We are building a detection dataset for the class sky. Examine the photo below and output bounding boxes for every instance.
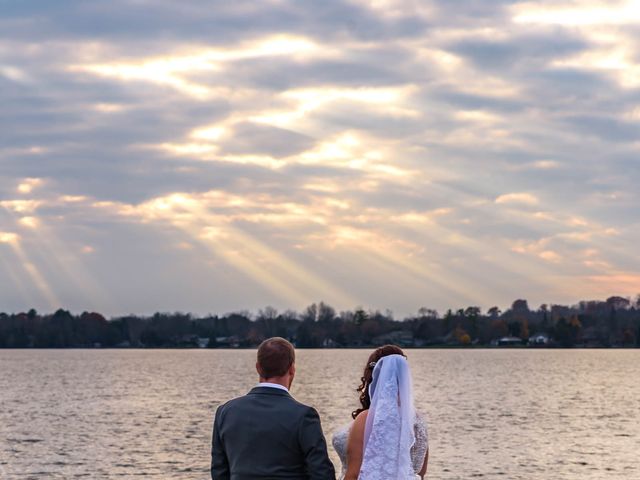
[1,0,639,318]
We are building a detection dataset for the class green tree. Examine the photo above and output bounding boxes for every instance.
[353,308,368,327]
[317,302,336,323]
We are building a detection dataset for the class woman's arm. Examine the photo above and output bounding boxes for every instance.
[344,410,368,480]
[418,449,429,479]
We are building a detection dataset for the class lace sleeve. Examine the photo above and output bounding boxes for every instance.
[331,424,351,480]
[410,413,429,473]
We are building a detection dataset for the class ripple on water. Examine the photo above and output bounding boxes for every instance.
[0,349,638,479]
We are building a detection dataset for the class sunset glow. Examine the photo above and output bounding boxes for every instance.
[1,1,638,315]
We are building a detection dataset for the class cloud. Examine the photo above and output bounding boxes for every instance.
[0,232,19,244]
[538,250,562,263]
[18,216,40,229]
[495,193,539,206]
[17,177,44,194]
[447,32,588,70]
[512,1,640,27]
[0,0,638,315]
[0,199,43,214]
[212,122,316,158]
[0,65,30,82]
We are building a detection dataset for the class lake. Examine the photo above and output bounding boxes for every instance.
[0,349,638,479]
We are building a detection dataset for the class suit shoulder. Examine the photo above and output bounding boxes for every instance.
[214,394,245,417]
[289,397,320,417]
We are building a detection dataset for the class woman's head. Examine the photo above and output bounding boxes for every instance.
[352,344,406,419]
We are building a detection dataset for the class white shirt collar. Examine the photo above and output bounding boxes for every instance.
[257,382,289,392]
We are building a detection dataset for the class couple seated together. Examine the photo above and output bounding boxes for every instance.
[211,337,429,479]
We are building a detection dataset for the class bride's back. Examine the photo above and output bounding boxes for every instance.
[332,412,428,479]
[331,347,430,480]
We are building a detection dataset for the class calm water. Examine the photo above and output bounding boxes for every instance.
[0,349,638,479]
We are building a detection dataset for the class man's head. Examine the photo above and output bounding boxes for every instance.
[256,337,296,389]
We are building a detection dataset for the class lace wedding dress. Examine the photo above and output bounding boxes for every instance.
[331,354,428,480]
[332,414,429,480]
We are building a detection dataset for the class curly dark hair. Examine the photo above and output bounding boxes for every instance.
[352,344,406,419]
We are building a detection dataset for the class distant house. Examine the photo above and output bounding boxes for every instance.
[372,330,414,347]
[215,336,240,348]
[322,338,339,348]
[529,333,550,346]
[581,327,603,347]
[178,334,200,347]
[497,336,524,346]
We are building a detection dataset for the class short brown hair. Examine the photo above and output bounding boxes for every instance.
[257,337,295,378]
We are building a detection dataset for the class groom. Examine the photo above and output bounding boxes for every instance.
[211,337,336,480]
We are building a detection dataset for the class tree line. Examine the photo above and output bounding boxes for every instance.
[1,296,639,348]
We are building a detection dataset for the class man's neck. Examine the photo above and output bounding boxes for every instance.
[258,379,289,391]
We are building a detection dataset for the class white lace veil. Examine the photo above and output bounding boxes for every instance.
[359,354,416,480]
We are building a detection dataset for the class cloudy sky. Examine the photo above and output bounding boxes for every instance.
[1,1,639,317]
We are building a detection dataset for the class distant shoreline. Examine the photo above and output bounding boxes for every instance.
[2,345,637,350]
[2,298,639,349]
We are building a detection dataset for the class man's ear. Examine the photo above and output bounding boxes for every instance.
[287,363,296,390]
[256,361,263,378]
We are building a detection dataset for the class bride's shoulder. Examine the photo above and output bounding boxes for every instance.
[353,409,369,423]
[336,409,367,440]
[333,409,368,436]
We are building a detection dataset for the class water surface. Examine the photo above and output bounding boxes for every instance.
[0,349,638,479]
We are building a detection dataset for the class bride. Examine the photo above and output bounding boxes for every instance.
[332,345,429,479]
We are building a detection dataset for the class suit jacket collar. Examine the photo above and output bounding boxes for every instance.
[249,386,291,397]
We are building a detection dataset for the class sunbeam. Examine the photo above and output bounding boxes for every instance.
[310,225,486,306]
[2,200,111,310]
[9,241,60,309]
[119,193,359,308]
[0,239,31,306]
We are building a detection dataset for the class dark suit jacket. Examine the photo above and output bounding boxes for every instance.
[211,386,336,480]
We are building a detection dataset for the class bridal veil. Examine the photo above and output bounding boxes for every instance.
[359,354,416,480]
